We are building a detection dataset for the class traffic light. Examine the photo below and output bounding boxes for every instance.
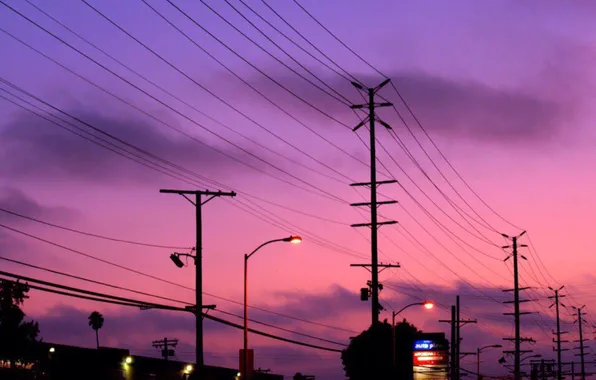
[360,288,369,301]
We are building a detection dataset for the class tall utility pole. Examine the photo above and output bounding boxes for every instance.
[502,231,533,380]
[160,189,236,370]
[439,296,476,379]
[549,286,567,380]
[152,337,179,360]
[349,78,396,325]
[572,305,587,380]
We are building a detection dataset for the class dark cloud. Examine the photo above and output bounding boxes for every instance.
[0,187,79,252]
[0,105,252,184]
[218,66,577,145]
[0,187,77,221]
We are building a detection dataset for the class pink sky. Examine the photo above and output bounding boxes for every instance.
[1,0,596,378]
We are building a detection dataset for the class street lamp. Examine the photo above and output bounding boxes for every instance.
[477,345,502,380]
[243,236,301,379]
[391,301,434,367]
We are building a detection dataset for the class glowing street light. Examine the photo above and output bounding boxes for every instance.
[392,301,434,367]
[49,347,55,353]
[125,356,133,365]
[243,236,302,379]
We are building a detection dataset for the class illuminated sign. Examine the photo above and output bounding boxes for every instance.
[414,340,437,351]
[413,351,448,366]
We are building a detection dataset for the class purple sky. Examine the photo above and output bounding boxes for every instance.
[1,0,596,378]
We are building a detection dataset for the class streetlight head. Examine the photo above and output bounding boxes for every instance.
[283,236,302,244]
[125,356,133,365]
[49,347,55,353]
[493,344,503,348]
[423,301,434,310]
[185,364,193,373]
[170,253,185,268]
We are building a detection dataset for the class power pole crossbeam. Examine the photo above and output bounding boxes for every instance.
[160,188,236,370]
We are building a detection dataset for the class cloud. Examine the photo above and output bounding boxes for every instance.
[0,187,77,221]
[224,68,573,145]
[0,105,252,184]
[28,280,574,379]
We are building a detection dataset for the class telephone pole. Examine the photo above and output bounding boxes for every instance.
[548,286,567,380]
[349,78,396,325]
[502,231,533,380]
[439,295,476,379]
[572,305,587,380]
[160,189,236,370]
[152,337,179,360]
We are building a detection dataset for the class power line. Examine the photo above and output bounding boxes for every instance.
[0,274,342,352]
[0,3,347,204]
[0,223,357,334]
[21,0,351,187]
[260,0,363,85]
[291,0,522,230]
[138,0,372,172]
[0,80,367,264]
[202,0,350,106]
[237,0,354,83]
[0,222,193,291]
[163,0,352,130]
[0,207,190,250]
[0,255,194,305]
[0,261,347,347]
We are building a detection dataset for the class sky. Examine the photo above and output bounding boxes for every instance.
[0,0,596,378]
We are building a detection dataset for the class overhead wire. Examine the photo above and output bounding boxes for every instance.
[22,0,352,187]
[0,207,190,250]
[0,225,357,334]
[202,0,351,106]
[0,83,366,263]
[291,0,522,232]
[0,274,342,352]
[162,0,352,130]
[0,3,348,204]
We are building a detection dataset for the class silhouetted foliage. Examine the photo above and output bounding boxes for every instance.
[341,319,419,380]
[0,280,40,368]
[88,311,104,349]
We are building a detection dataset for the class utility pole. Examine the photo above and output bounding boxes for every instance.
[549,286,567,380]
[160,189,236,370]
[152,337,179,360]
[349,78,396,327]
[572,305,587,380]
[439,296,476,379]
[502,231,533,380]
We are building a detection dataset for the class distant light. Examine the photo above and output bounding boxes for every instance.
[125,356,133,364]
[237,372,241,377]
[423,301,434,310]
[185,364,193,373]
[49,347,55,353]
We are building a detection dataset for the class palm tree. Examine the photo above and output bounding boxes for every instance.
[88,311,104,349]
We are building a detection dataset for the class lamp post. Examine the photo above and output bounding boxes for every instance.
[477,345,502,380]
[392,301,434,368]
[243,236,301,379]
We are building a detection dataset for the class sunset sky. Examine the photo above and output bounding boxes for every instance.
[1,0,596,378]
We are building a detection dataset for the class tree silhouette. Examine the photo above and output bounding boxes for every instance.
[341,319,420,380]
[0,280,40,368]
[88,311,104,349]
